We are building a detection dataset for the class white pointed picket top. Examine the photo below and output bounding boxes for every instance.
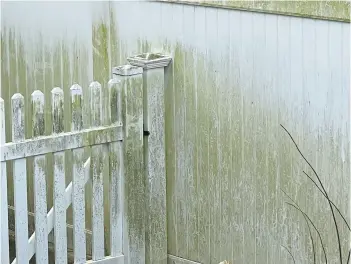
[11,93,25,142]
[70,84,82,96]
[70,84,83,132]
[108,78,122,125]
[52,87,64,95]
[89,81,102,127]
[31,90,45,112]
[51,87,64,134]
[31,90,45,137]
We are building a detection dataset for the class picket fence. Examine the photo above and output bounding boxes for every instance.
[1,53,171,264]
[1,79,126,264]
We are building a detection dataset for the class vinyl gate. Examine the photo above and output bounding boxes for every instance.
[0,53,171,264]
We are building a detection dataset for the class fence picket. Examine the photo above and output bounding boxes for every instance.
[108,79,123,256]
[11,93,29,264]
[90,82,102,128]
[51,87,67,264]
[70,84,86,263]
[31,90,48,264]
[0,97,10,264]
[90,81,105,260]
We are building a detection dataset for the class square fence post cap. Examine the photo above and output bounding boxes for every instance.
[127,53,172,70]
[112,64,143,76]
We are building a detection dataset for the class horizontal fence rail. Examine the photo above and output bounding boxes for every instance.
[1,80,125,264]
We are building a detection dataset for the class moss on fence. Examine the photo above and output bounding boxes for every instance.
[156,0,351,22]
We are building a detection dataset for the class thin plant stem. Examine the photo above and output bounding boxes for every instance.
[281,124,342,264]
[303,171,350,231]
[281,189,316,264]
[281,245,296,264]
[286,202,328,264]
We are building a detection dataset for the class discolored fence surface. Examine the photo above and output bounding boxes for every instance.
[1,1,350,264]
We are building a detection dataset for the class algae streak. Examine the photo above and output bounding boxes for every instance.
[157,0,351,22]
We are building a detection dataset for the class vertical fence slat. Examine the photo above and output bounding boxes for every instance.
[31,90,48,264]
[89,81,105,260]
[0,97,10,264]
[52,87,67,264]
[70,84,86,263]
[11,93,28,264]
[108,79,123,256]
[90,81,102,128]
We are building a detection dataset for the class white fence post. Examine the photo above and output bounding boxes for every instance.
[0,97,10,264]
[113,65,144,264]
[128,53,172,264]
[12,93,29,264]
[108,78,124,257]
[31,90,48,264]
[52,87,67,264]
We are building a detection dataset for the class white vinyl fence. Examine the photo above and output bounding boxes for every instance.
[1,80,125,264]
[1,53,170,264]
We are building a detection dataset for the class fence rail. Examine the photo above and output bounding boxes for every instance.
[1,80,124,264]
